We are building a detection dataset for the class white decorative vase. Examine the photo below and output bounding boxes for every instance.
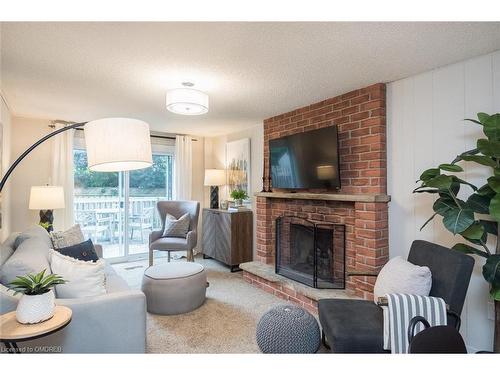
[16,290,55,324]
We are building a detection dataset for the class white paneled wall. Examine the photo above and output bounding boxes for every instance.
[387,50,500,352]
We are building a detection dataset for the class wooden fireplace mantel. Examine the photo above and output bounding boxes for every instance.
[254,191,391,203]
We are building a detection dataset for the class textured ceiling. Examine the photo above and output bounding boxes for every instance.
[2,22,500,136]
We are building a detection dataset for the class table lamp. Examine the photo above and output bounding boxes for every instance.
[204,169,226,209]
[29,186,65,232]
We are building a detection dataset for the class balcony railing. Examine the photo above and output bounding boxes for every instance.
[74,195,165,258]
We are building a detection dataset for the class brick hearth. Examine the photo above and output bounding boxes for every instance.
[245,83,389,304]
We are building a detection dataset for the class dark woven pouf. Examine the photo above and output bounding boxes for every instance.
[256,304,320,353]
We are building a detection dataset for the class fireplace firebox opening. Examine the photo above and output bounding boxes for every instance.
[275,216,345,289]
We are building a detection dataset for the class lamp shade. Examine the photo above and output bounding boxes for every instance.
[166,88,209,115]
[29,186,65,210]
[84,118,153,172]
[204,169,226,186]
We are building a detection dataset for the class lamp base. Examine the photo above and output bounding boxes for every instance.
[210,186,219,209]
[39,210,54,232]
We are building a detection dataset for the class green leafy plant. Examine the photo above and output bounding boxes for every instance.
[414,112,500,351]
[230,189,249,201]
[8,269,66,296]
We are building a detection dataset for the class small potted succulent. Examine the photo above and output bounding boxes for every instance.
[230,189,249,207]
[8,270,66,324]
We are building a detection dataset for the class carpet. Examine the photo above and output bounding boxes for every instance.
[113,255,323,353]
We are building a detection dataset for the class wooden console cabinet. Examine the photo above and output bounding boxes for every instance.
[202,208,253,272]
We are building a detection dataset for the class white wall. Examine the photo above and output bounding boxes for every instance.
[387,50,500,351]
[0,96,12,240]
[205,123,264,257]
[9,117,54,232]
[1,24,12,240]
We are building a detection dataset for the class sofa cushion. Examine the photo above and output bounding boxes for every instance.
[50,224,85,249]
[373,256,432,303]
[56,239,99,262]
[0,236,52,285]
[318,298,386,353]
[0,232,20,267]
[14,225,52,249]
[49,250,106,298]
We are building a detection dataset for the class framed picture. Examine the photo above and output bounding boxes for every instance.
[225,138,251,200]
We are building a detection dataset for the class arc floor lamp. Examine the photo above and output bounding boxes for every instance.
[0,117,153,193]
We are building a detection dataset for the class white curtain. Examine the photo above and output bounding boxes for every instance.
[174,135,192,200]
[51,124,75,230]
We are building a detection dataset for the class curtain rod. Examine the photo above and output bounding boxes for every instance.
[48,123,198,141]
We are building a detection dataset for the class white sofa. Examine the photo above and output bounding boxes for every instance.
[0,226,146,353]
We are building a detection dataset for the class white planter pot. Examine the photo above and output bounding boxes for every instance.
[16,290,55,324]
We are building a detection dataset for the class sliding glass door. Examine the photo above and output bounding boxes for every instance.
[128,154,173,256]
[74,145,174,262]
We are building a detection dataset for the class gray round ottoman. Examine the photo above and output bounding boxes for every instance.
[256,304,320,353]
[141,262,207,315]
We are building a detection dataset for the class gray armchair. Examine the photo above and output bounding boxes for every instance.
[149,200,200,266]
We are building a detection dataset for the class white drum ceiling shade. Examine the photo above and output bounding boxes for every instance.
[84,118,153,172]
[166,88,209,115]
[29,186,65,210]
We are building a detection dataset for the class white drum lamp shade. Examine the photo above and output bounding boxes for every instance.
[166,88,209,115]
[29,186,65,210]
[204,169,226,186]
[84,118,153,172]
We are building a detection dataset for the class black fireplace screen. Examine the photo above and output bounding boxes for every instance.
[275,216,345,289]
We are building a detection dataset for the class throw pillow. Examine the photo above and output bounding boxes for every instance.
[56,239,99,262]
[0,232,20,267]
[50,224,85,250]
[14,225,53,249]
[373,256,432,303]
[49,250,106,298]
[162,213,190,238]
[0,236,52,285]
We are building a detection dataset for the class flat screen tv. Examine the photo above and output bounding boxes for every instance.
[270,126,340,190]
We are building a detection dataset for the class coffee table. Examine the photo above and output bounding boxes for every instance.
[0,305,72,353]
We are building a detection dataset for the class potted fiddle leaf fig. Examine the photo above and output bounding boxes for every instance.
[414,112,500,352]
[8,269,66,324]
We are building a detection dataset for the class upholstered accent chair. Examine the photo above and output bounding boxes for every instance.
[149,200,200,266]
[318,240,475,353]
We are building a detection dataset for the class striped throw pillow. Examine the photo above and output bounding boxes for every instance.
[162,213,190,238]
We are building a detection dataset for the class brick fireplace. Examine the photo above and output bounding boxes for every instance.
[241,83,389,309]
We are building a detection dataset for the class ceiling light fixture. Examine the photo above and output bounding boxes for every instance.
[166,82,209,116]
